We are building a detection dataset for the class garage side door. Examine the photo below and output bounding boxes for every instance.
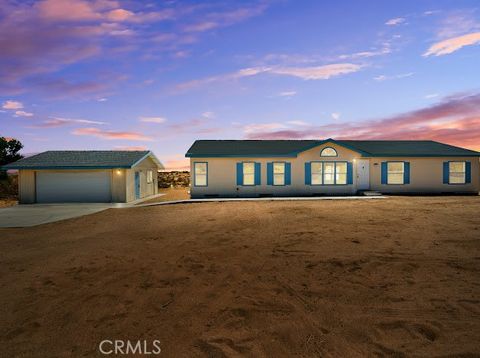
[36,171,111,203]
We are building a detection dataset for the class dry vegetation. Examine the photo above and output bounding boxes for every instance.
[0,196,479,357]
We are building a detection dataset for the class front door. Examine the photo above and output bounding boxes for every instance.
[356,159,370,190]
[135,172,141,199]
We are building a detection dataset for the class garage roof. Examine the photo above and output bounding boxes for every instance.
[185,139,480,157]
[2,150,164,170]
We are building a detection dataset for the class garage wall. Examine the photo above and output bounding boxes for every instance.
[126,157,158,201]
[18,170,35,204]
[111,169,127,202]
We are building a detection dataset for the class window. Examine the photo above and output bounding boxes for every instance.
[321,147,337,157]
[311,162,323,185]
[243,162,255,186]
[273,162,285,185]
[147,170,154,184]
[194,162,207,186]
[387,162,404,184]
[323,162,335,184]
[335,162,347,185]
[449,161,465,184]
[310,162,348,185]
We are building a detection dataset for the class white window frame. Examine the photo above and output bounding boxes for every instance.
[147,170,154,184]
[449,161,466,184]
[387,162,405,185]
[194,162,208,187]
[335,162,347,185]
[243,162,255,186]
[311,162,323,185]
[311,161,348,185]
[320,147,337,157]
[273,162,285,186]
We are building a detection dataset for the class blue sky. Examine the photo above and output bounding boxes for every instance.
[1,0,480,169]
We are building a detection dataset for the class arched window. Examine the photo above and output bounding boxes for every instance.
[320,147,337,157]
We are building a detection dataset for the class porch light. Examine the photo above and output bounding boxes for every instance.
[116,169,122,175]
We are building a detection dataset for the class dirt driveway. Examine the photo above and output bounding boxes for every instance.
[1,196,479,357]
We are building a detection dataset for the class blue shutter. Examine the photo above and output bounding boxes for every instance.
[443,162,449,184]
[285,163,291,185]
[267,162,273,185]
[466,161,471,184]
[347,162,353,184]
[404,162,410,184]
[381,162,387,184]
[254,162,261,185]
[305,162,311,185]
[236,162,243,185]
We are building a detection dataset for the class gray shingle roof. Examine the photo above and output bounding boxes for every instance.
[3,150,161,169]
[185,139,480,157]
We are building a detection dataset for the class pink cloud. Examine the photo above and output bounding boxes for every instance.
[72,127,153,141]
[114,145,148,151]
[424,32,480,56]
[174,63,362,92]
[244,92,480,151]
[162,157,190,171]
[2,100,23,109]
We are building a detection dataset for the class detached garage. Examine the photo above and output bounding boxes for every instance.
[3,150,164,204]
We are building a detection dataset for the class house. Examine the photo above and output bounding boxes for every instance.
[3,151,163,204]
[185,139,480,197]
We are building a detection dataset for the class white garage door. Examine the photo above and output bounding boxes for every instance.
[36,171,111,203]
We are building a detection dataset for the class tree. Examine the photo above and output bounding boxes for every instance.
[0,137,23,178]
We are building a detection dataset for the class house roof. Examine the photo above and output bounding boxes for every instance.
[2,150,164,170]
[185,139,480,158]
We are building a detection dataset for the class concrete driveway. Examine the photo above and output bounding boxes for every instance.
[0,203,122,228]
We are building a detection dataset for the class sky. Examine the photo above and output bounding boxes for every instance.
[1,0,480,170]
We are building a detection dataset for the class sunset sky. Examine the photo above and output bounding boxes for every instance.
[1,0,480,170]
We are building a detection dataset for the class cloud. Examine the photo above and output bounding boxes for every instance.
[331,112,341,120]
[29,117,106,128]
[271,63,362,80]
[385,17,405,26]
[423,32,480,56]
[183,3,268,33]
[162,156,190,171]
[202,111,215,118]
[72,127,153,141]
[278,91,297,97]
[243,92,480,151]
[175,63,362,91]
[139,116,167,124]
[14,110,34,117]
[373,72,414,81]
[425,93,439,99]
[114,145,148,151]
[2,100,23,110]
[97,97,108,102]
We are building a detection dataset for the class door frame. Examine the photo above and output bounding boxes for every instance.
[356,159,370,190]
[134,171,141,199]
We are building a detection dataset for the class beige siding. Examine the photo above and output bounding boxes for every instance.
[190,142,359,197]
[111,169,127,202]
[18,170,35,204]
[128,156,158,201]
[190,142,480,197]
[370,157,479,193]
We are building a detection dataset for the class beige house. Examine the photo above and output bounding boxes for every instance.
[186,139,480,198]
[3,151,163,204]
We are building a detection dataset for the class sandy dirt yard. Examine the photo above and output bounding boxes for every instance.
[1,197,479,357]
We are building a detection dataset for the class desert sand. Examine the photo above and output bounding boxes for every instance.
[1,196,479,357]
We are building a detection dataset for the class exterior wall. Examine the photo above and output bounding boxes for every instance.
[190,142,359,198]
[127,156,158,202]
[18,170,36,204]
[190,143,480,197]
[370,157,479,193]
[111,169,127,202]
